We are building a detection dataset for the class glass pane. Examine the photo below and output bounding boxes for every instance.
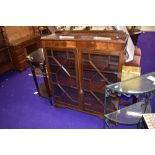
[47,48,79,106]
[107,72,155,95]
[105,101,151,125]
[82,52,118,113]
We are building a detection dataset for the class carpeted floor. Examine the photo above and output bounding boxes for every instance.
[0,69,105,129]
[137,32,155,113]
[0,32,155,129]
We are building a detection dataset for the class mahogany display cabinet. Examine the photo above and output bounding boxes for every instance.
[41,30,128,118]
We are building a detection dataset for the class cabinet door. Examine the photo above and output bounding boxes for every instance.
[81,51,119,113]
[47,48,79,107]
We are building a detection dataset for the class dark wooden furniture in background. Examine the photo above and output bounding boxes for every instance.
[10,35,41,71]
[0,26,13,74]
[4,26,41,71]
[42,30,128,118]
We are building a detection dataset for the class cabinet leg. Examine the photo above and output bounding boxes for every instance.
[31,67,41,96]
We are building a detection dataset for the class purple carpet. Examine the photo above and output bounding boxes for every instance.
[137,32,155,113]
[0,32,155,129]
[0,69,104,129]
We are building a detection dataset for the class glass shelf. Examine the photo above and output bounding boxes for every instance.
[105,101,151,125]
[106,72,155,95]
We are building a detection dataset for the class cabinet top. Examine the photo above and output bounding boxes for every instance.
[41,30,128,43]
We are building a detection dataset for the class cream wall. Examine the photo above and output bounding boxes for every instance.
[85,26,155,31]
[141,26,155,31]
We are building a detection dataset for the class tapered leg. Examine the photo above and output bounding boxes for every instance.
[31,66,41,96]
